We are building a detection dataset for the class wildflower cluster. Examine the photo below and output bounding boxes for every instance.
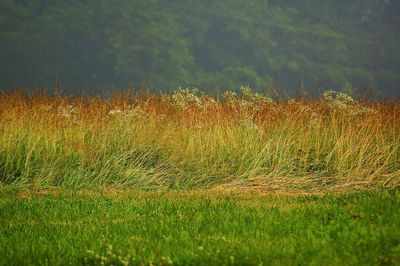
[223,91,237,104]
[323,90,354,110]
[162,87,216,111]
[223,86,273,112]
[323,90,375,115]
[161,87,200,110]
[240,85,252,99]
[239,86,273,112]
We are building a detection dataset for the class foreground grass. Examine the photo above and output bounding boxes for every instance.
[1,189,399,265]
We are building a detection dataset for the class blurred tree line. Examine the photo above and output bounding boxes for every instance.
[1,0,399,96]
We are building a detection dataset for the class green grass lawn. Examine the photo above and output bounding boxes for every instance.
[1,189,400,265]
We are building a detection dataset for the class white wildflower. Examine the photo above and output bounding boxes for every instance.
[323,90,376,115]
[323,90,354,110]
[240,85,252,99]
[57,105,80,124]
[165,87,205,110]
[223,91,237,104]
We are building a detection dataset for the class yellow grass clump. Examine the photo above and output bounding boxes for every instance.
[0,86,399,191]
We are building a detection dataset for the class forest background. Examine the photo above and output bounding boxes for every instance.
[1,0,399,97]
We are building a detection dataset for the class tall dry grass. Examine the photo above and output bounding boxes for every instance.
[0,87,399,190]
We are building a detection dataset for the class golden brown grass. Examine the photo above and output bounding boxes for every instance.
[0,87,399,191]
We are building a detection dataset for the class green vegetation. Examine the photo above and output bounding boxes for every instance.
[1,2,399,264]
[1,88,399,190]
[0,190,399,265]
[1,0,399,94]
[0,88,399,264]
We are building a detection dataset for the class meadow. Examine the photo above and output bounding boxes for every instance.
[0,87,399,265]
[0,87,399,190]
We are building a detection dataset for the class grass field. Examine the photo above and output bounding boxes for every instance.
[0,87,399,190]
[1,189,399,265]
[0,87,399,264]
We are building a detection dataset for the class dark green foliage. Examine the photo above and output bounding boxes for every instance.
[0,0,399,95]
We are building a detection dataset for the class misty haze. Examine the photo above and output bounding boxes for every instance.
[0,0,399,97]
